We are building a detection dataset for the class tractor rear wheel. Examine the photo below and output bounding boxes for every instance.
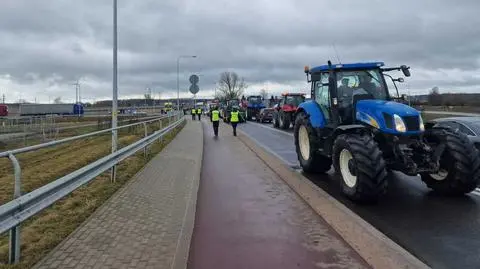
[246,109,252,121]
[273,112,280,128]
[421,129,480,195]
[279,112,290,129]
[333,134,388,203]
[294,113,332,173]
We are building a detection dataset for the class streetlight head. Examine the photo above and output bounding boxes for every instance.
[192,55,197,58]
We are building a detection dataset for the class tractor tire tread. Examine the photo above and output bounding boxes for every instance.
[294,113,331,174]
[333,134,388,203]
[422,130,480,194]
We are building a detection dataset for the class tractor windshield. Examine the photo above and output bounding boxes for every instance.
[336,69,388,101]
[285,95,305,106]
[247,96,262,104]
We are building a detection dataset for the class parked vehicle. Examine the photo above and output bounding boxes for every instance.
[429,117,480,151]
[256,108,274,123]
[0,105,8,117]
[164,102,173,113]
[294,61,480,202]
[19,103,84,116]
[272,93,306,129]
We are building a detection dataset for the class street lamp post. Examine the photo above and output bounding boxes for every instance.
[111,0,118,182]
[176,55,196,111]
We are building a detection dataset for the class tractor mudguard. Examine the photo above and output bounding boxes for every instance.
[296,101,326,128]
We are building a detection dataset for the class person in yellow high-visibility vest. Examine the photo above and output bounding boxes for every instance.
[191,107,196,120]
[229,106,240,136]
[197,107,202,120]
[210,106,223,137]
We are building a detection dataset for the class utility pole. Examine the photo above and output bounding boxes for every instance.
[2,94,5,104]
[111,0,118,182]
[72,80,80,104]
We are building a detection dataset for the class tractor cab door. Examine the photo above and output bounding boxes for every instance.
[313,72,338,153]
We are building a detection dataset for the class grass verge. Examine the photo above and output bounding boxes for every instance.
[0,119,186,269]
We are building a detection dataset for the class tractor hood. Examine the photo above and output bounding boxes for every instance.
[355,100,422,134]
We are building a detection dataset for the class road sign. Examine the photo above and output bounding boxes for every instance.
[189,74,199,84]
[189,84,199,94]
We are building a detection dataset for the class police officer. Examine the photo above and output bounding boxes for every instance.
[197,107,202,120]
[230,106,240,136]
[191,107,196,120]
[210,106,223,136]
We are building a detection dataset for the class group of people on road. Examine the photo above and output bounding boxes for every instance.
[209,106,241,137]
[192,106,241,137]
[191,107,202,121]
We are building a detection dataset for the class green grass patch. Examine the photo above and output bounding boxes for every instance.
[0,119,185,268]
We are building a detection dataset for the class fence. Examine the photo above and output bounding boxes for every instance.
[0,114,173,151]
[0,112,185,264]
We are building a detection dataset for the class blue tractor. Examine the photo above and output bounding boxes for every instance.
[295,61,480,202]
[245,95,266,121]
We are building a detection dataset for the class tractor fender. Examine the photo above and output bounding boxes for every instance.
[322,124,368,157]
[333,124,367,136]
[295,101,326,128]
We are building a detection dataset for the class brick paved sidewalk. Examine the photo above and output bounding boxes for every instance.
[33,119,203,269]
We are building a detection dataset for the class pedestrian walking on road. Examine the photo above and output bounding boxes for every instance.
[229,107,240,136]
[210,106,223,137]
[191,107,196,120]
[197,107,202,120]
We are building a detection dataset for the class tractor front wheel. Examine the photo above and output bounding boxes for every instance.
[421,129,480,195]
[294,113,331,173]
[333,134,388,203]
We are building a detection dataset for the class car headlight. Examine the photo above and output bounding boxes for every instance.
[419,115,425,131]
[393,114,407,132]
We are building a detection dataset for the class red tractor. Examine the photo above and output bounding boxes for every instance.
[272,92,306,129]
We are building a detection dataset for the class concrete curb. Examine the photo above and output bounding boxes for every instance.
[171,119,204,269]
[237,130,431,269]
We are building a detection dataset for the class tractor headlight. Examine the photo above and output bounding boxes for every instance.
[419,115,425,131]
[393,114,407,132]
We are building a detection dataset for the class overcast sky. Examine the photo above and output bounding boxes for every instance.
[1,0,479,103]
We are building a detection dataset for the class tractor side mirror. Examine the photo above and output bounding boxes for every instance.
[401,65,411,77]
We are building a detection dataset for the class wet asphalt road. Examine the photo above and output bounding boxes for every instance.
[238,121,480,269]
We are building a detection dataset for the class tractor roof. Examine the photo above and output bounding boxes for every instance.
[281,92,305,96]
[308,62,384,73]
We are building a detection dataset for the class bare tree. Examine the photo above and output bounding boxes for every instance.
[217,71,248,100]
[259,88,268,100]
[53,97,63,104]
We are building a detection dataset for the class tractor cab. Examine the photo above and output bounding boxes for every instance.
[304,61,410,126]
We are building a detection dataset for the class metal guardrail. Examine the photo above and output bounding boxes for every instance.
[0,112,185,264]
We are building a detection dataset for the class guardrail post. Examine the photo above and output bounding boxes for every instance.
[143,122,148,159]
[159,119,163,144]
[8,154,21,264]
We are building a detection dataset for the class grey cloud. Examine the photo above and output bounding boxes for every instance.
[1,0,480,103]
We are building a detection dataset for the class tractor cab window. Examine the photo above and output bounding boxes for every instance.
[314,72,331,121]
[336,69,388,102]
[285,95,305,106]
